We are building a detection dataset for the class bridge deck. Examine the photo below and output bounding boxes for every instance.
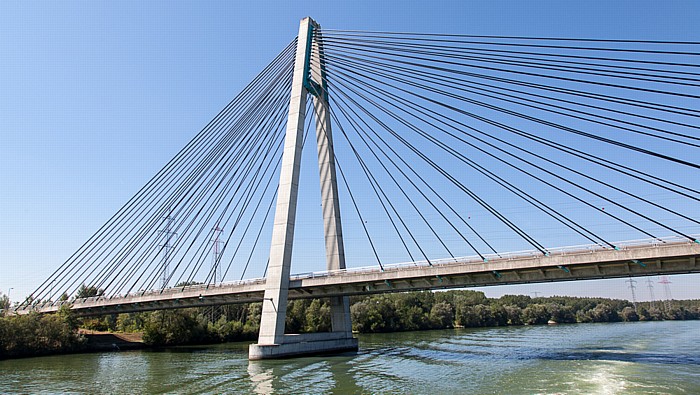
[17,237,700,317]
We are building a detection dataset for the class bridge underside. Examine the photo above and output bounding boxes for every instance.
[22,242,699,317]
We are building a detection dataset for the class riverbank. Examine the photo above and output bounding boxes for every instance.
[3,291,699,360]
[0,330,148,361]
[80,330,147,352]
[0,308,149,360]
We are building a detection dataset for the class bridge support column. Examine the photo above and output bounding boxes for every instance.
[249,17,357,360]
[311,23,354,338]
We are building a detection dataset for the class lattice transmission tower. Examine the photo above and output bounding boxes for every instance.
[658,276,673,311]
[646,278,656,310]
[625,278,638,311]
[159,214,177,289]
[211,225,224,284]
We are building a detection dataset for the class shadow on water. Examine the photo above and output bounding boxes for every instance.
[145,341,251,355]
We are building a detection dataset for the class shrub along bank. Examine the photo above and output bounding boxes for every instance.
[0,306,85,359]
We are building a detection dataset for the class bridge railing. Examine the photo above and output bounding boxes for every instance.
[288,235,698,281]
[15,277,269,313]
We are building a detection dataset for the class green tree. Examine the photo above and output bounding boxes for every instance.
[620,307,639,322]
[547,304,576,323]
[454,291,488,307]
[142,309,209,346]
[646,307,665,321]
[522,304,549,325]
[76,285,104,299]
[497,295,532,309]
[664,306,688,320]
[636,306,650,321]
[351,296,398,333]
[57,305,79,330]
[0,293,9,315]
[504,305,523,325]
[0,311,85,357]
[586,303,620,323]
[210,316,244,342]
[304,299,331,332]
[286,300,309,333]
[394,292,433,331]
[116,313,147,332]
[0,315,7,352]
[457,304,494,327]
[490,304,508,326]
[242,303,262,338]
[429,302,454,329]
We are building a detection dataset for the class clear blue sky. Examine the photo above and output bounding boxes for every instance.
[1,0,699,303]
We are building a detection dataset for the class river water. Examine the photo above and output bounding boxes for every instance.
[1,320,698,394]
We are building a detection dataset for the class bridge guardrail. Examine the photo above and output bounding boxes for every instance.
[287,235,699,281]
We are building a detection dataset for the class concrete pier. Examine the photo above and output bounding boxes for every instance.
[249,333,358,360]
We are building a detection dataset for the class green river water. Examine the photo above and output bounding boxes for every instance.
[1,320,698,394]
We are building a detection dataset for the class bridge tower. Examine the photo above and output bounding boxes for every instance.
[249,17,358,360]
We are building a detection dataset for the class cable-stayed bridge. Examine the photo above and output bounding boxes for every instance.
[14,18,700,358]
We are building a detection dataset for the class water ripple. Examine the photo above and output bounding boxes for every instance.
[1,321,699,394]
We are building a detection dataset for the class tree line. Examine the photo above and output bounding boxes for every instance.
[348,291,700,332]
[0,306,85,359]
[2,290,700,358]
[50,291,700,345]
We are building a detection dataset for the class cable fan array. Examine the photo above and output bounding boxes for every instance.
[23,29,700,307]
[27,39,303,305]
[308,29,699,268]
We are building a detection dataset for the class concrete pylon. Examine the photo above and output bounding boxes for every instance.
[249,17,358,360]
[310,23,353,336]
